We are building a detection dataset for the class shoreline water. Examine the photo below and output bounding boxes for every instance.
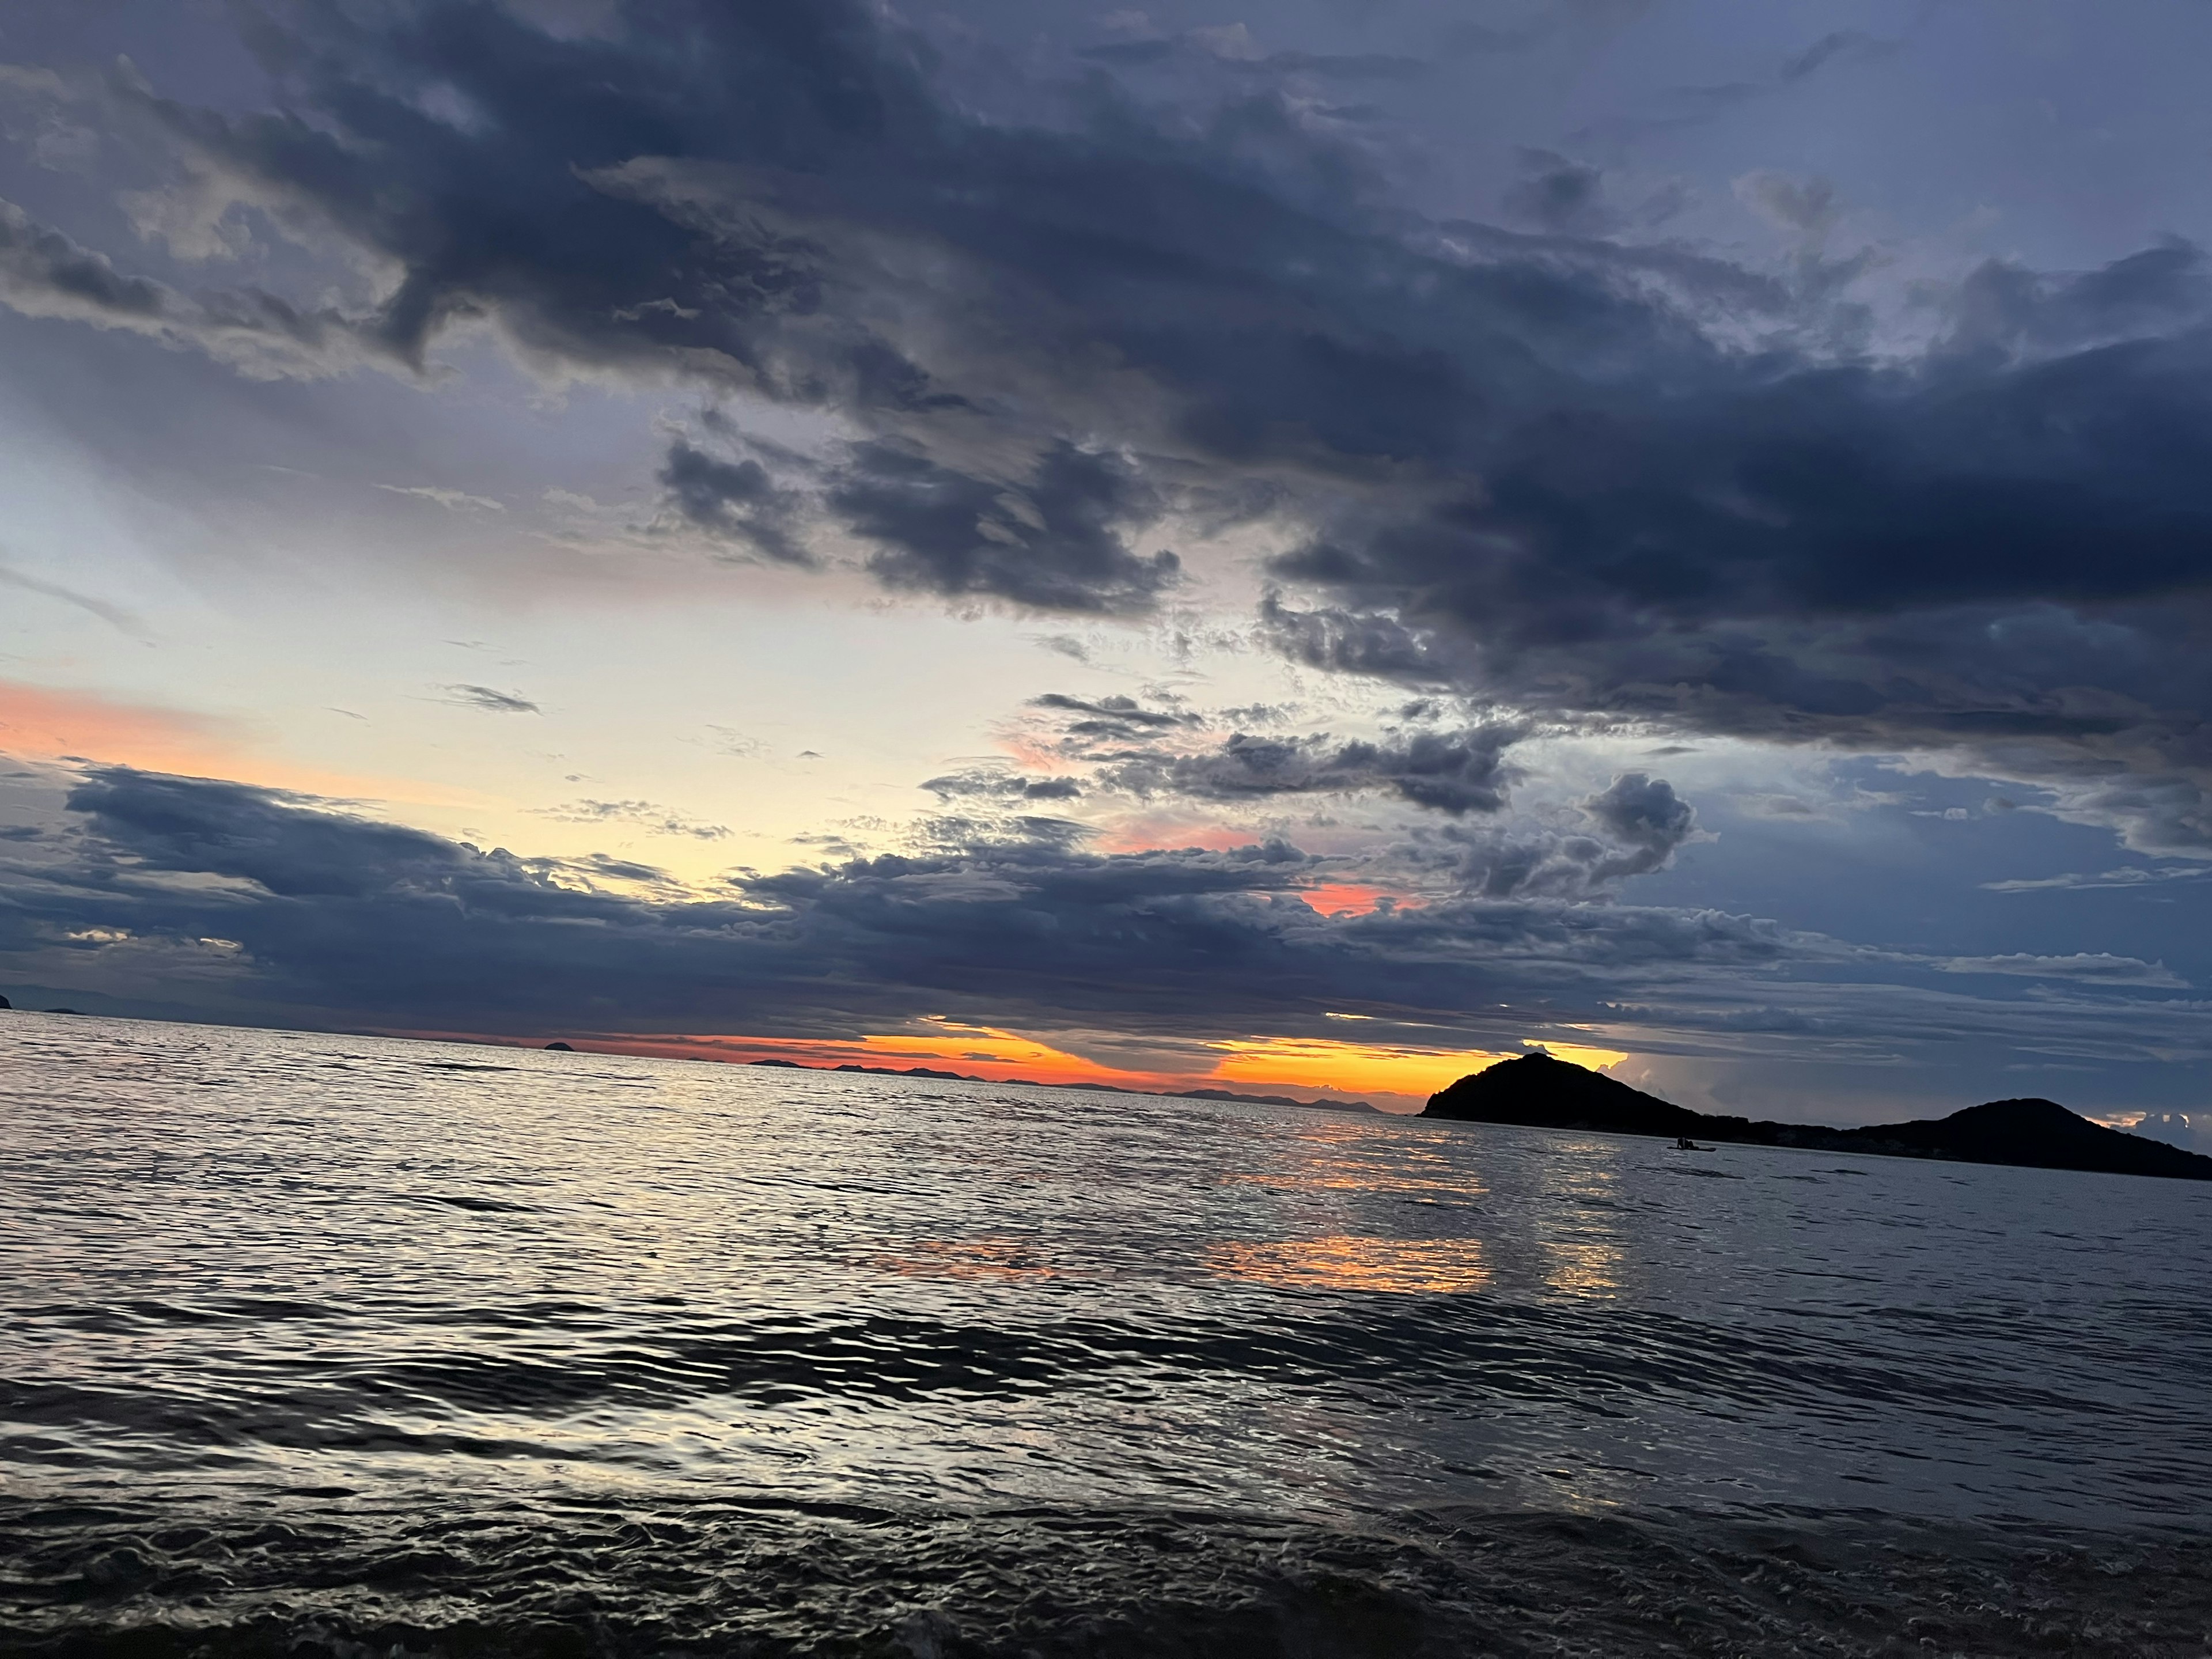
[6,1018,2209,1655]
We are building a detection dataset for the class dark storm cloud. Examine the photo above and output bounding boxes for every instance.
[8,0,2212,828]
[830,441,1177,613]
[2,766,1793,1041]
[1427,771,1699,899]
[657,440,810,565]
[1581,772,1696,878]
[1249,243,2212,848]
[1108,725,1521,816]
[6,770,2207,1085]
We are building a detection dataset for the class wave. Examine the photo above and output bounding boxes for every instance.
[3,1497,2206,1658]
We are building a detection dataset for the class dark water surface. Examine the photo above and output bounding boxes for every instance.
[4,1015,2210,1655]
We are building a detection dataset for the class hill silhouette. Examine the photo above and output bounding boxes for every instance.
[1424,1052,2212,1181]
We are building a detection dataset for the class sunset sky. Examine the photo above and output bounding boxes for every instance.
[2,0,2210,1121]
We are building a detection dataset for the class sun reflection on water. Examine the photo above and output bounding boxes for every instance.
[1207,1235,1489,1293]
[1535,1153,1627,1300]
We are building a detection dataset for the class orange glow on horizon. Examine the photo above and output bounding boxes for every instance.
[1207,1034,1513,1099]
[531,1020,1176,1092]
[396,1026,1633,1112]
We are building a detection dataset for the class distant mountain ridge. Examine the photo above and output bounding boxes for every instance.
[1423,1052,2212,1181]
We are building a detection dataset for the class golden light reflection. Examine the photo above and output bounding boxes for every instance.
[1537,1164,1626,1300]
[1208,1235,1488,1294]
[1217,1154,1486,1200]
[1207,1035,1514,1099]
[1540,1238,1623,1300]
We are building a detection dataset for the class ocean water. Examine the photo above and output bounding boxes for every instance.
[4,1014,2210,1657]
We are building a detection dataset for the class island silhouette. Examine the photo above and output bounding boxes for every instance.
[1424,1051,2212,1181]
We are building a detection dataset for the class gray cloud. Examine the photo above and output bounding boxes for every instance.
[0,767,1781,1044]
[1107,725,1522,816]
[535,799,733,840]
[657,438,812,565]
[2,0,2207,832]
[440,684,540,714]
[920,768,1085,804]
[1028,692,1203,754]
[1984,865,2210,893]
[831,441,1177,613]
[377,483,506,513]
[1417,771,1699,900]
[0,197,390,379]
[1934,952,2187,988]
[0,768,2204,1114]
[0,558,150,638]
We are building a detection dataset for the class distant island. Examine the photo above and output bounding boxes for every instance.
[746,1057,1377,1114]
[1423,1051,2212,1181]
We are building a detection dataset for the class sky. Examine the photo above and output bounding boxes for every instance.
[1,0,2210,1129]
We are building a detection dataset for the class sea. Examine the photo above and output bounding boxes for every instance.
[4,1013,2210,1657]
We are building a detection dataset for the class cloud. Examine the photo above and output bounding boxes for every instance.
[1984,865,2210,893]
[1502,150,1610,234]
[376,483,507,513]
[657,439,811,565]
[1080,26,1426,84]
[1779,30,1901,84]
[1501,150,1685,237]
[0,766,1797,1044]
[535,799,733,840]
[0,198,393,380]
[921,768,1084,804]
[1106,725,1522,816]
[5,0,2209,835]
[830,441,1179,614]
[1416,771,1700,899]
[1568,25,1903,143]
[1934,952,2187,988]
[0,560,151,638]
[1027,692,1203,753]
[1580,771,1698,879]
[439,684,540,714]
[4,767,2206,1105]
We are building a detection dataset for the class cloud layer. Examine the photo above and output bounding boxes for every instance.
[0,767,2198,1118]
[0,0,2192,845]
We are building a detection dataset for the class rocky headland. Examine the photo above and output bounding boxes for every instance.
[1423,1051,2212,1181]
